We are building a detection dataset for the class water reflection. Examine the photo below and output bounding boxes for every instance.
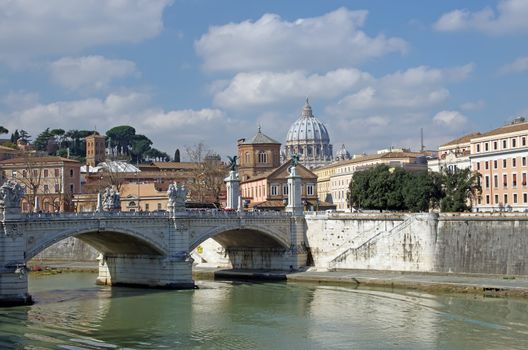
[0,273,527,349]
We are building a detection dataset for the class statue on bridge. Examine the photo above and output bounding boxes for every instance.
[0,180,25,211]
[167,182,187,212]
[288,153,300,176]
[227,155,238,172]
[102,186,121,211]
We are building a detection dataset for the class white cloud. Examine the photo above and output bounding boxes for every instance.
[460,100,486,111]
[0,0,171,63]
[2,91,39,110]
[433,110,468,129]
[195,7,407,72]
[499,56,528,75]
[0,92,235,155]
[434,0,528,35]
[329,64,473,115]
[213,69,372,110]
[50,56,139,91]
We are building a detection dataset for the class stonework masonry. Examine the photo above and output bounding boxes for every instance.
[306,212,528,276]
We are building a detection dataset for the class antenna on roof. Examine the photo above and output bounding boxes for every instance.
[420,128,425,152]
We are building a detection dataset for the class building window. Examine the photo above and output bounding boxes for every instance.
[485,176,489,189]
[523,137,527,146]
[21,170,26,178]
[513,139,517,147]
[486,195,490,204]
[513,173,517,187]
[245,152,250,164]
[283,184,288,195]
[476,162,480,170]
[476,144,480,152]
[55,168,60,177]
[524,193,528,203]
[33,169,38,177]
[524,157,527,166]
[493,141,498,150]
[271,185,278,196]
[157,203,162,210]
[70,184,74,193]
[503,159,507,168]
[258,151,267,163]
[504,194,508,204]
[307,184,314,196]
[70,169,74,177]
[503,174,508,188]
[485,161,489,170]
[524,173,527,186]
[494,175,498,188]
[145,203,149,211]
[494,160,497,169]
[494,194,499,204]
[55,184,59,193]
[513,158,517,167]
[514,193,518,204]
[503,140,507,149]
[44,169,49,177]
[485,143,489,151]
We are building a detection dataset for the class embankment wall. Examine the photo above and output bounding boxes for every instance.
[306,212,528,276]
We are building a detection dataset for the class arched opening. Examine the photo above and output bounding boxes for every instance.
[190,227,289,270]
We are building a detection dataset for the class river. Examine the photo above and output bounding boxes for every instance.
[1,272,527,349]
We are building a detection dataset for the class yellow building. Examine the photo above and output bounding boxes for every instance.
[470,118,528,212]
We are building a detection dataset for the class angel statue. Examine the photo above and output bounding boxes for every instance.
[227,155,238,172]
[291,153,300,167]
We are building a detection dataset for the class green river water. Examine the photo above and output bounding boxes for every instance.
[1,272,528,349]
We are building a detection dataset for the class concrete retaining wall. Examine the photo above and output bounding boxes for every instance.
[305,212,528,276]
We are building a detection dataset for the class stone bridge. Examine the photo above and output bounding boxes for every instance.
[0,209,307,305]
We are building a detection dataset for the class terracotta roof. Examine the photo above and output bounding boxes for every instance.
[242,129,280,144]
[152,162,197,170]
[0,156,80,164]
[475,121,528,139]
[439,132,481,148]
[0,145,18,152]
[241,159,317,183]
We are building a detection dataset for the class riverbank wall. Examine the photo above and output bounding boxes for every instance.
[306,212,528,276]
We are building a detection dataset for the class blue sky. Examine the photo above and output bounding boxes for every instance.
[1,0,527,159]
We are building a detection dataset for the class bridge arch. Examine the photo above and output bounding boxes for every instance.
[26,226,168,262]
[189,223,290,252]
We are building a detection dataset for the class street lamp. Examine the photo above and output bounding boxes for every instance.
[136,171,140,211]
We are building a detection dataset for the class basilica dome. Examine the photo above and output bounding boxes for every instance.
[284,99,333,169]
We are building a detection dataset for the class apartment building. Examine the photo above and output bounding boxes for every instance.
[0,156,81,212]
[428,133,480,173]
[470,118,528,212]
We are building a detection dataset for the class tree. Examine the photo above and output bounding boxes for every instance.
[145,148,170,162]
[174,149,180,162]
[18,130,31,142]
[186,143,226,205]
[10,130,20,143]
[440,168,481,212]
[17,153,44,212]
[33,128,54,152]
[130,134,152,163]
[348,165,444,212]
[0,126,8,135]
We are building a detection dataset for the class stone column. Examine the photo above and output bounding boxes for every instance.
[224,170,240,210]
[286,165,303,216]
[0,180,32,306]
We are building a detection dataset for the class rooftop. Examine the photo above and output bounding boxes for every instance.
[242,128,280,145]
[440,132,482,148]
[0,156,79,165]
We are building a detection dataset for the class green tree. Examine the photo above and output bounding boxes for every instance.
[33,128,54,152]
[174,149,180,162]
[106,125,136,152]
[0,126,8,135]
[440,168,481,212]
[130,134,152,163]
[10,129,20,143]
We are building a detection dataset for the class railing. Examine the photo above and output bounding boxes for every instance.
[21,209,293,221]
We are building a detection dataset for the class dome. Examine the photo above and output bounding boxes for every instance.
[335,144,351,161]
[284,98,333,169]
[286,99,330,143]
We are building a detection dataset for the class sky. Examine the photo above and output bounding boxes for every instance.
[1,0,528,160]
